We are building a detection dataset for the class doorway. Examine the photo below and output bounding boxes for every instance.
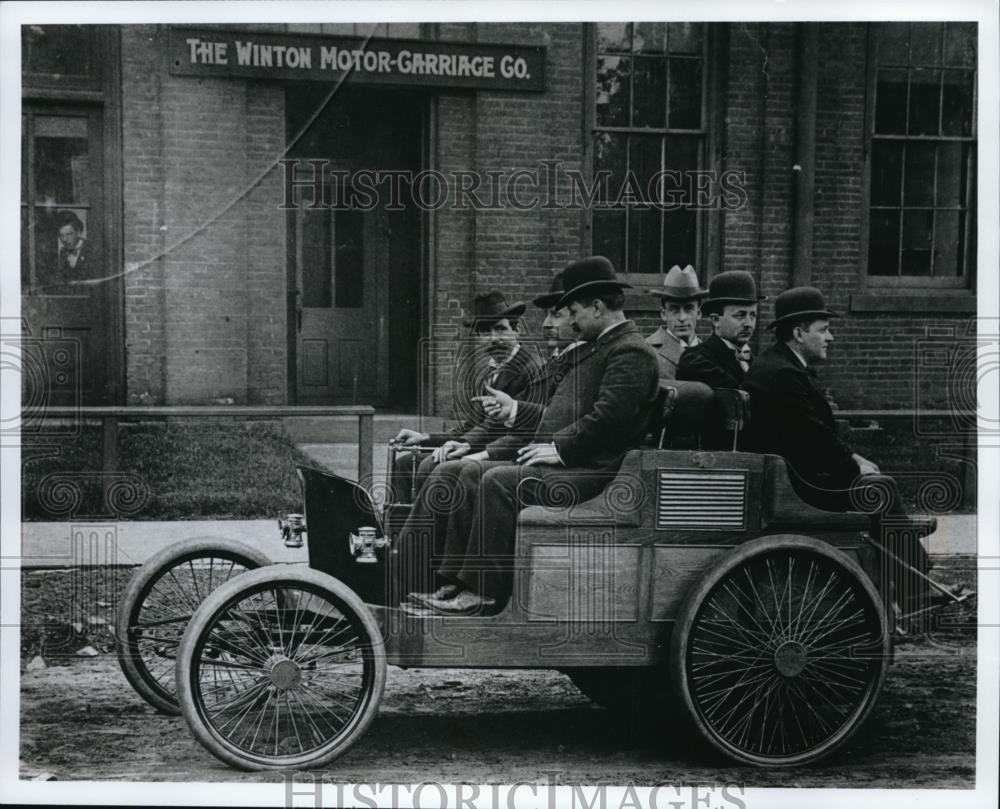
[286,86,423,408]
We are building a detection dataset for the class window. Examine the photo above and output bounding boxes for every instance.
[867,22,976,287]
[21,24,102,90]
[591,22,709,275]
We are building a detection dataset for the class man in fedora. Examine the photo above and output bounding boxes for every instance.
[646,264,709,381]
[403,256,660,615]
[676,270,765,390]
[390,291,544,501]
[745,286,971,619]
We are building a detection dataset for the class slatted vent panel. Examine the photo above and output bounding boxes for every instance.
[656,470,747,530]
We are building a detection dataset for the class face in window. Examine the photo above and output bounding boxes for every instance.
[58,222,83,252]
[795,318,834,365]
[712,304,758,345]
[542,306,574,349]
[661,301,701,342]
[475,318,519,359]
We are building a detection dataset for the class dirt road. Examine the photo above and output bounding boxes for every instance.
[19,636,976,788]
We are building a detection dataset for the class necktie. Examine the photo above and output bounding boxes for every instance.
[735,347,751,373]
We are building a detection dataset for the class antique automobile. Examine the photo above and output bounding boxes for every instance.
[116,388,954,771]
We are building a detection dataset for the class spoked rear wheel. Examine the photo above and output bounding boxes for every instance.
[671,535,889,767]
[176,567,386,771]
[116,538,273,714]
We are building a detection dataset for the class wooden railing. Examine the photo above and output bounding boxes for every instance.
[21,406,375,483]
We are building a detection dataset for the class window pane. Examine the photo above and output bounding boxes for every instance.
[596,55,630,127]
[909,23,942,66]
[900,210,933,275]
[941,69,975,136]
[908,69,942,135]
[875,22,909,66]
[874,69,908,134]
[593,209,626,273]
[334,210,364,308]
[33,116,90,205]
[21,206,32,287]
[301,209,331,308]
[665,134,700,174]
[871,140,903,206]
[22,24,93,77]
[868,210,900,275]
[944,22,976,67]
[597,22,631,53]
[902,142,935,207]
[934,210,961,276]
[663,208,698,268]
[594,132,627,201]
[667,22,703,54]
[632,57,666,127]
[668,57,702,129]
[628,134,662,191]
[935,142,964,208]
[628,208,660,272]
[633,22,666,54]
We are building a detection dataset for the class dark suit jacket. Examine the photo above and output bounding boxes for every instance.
[645,327,692,382]
[676,333,747,389]
[428,343,545,452]
[744,342,859,491]
[531,321,660,472]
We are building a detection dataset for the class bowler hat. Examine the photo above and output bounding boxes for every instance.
[532,271,566,309]
[463,292,526,328]
[649,265,709,301]
[555,256,632,309]
[767,286,839,329]
[700,271,766,316]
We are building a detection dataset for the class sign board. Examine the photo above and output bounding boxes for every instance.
[168,27,546,92]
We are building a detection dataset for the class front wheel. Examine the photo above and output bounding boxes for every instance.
[670,535,889,767]
[176,567,386,771]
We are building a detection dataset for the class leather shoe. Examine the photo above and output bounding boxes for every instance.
[424,589,497,616]
[406,583,464,608]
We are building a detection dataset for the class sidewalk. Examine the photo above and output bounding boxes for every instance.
[15,514,977,569]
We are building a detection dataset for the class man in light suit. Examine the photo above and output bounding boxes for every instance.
[402,256,660,615]
[645,264,708,382]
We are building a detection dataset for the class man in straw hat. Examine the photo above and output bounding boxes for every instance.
[390,291,543,501]
[401,257,659,615]
[745,286,972,620]
[677,270,765,390]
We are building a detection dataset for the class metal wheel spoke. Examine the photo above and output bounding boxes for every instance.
[297,681,360,724]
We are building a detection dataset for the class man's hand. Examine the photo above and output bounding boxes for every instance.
[393,428,430,447]
[473,385,514,422]
[432,440,471,463]
[516,442,563,467]
[853,453,880,476]
[461,450,489,462]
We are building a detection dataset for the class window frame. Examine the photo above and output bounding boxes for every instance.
[584,22,725,301]
[861,21,977,294]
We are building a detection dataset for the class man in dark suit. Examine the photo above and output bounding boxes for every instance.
[389,292,544,500]
[676,270,764,389]
[745,286,970,617]
[401,257,660,615]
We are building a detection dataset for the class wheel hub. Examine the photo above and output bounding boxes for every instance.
[773,641,809,677]
[267,655,302,690]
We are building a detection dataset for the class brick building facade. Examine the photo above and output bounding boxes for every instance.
[21,22,978,414]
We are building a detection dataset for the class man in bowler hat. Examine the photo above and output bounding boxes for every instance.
[676,270,764,389]
[401,257,660,615]
[390,291,544,501]
[745,286,971,619]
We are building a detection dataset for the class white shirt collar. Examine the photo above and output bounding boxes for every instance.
[596,319,629,341]
[788,345,809,368]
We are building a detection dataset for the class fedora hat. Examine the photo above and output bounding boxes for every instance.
[555,256,632,309]
[700,271,766,316]
[462,292,526,327]
[649,265,709,301]
[767,286,839,329]
[532,270,566,309]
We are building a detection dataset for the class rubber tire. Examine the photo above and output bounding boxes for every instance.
[116,537,273,715]
[175,566,387,771]
[670,534,889,767]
